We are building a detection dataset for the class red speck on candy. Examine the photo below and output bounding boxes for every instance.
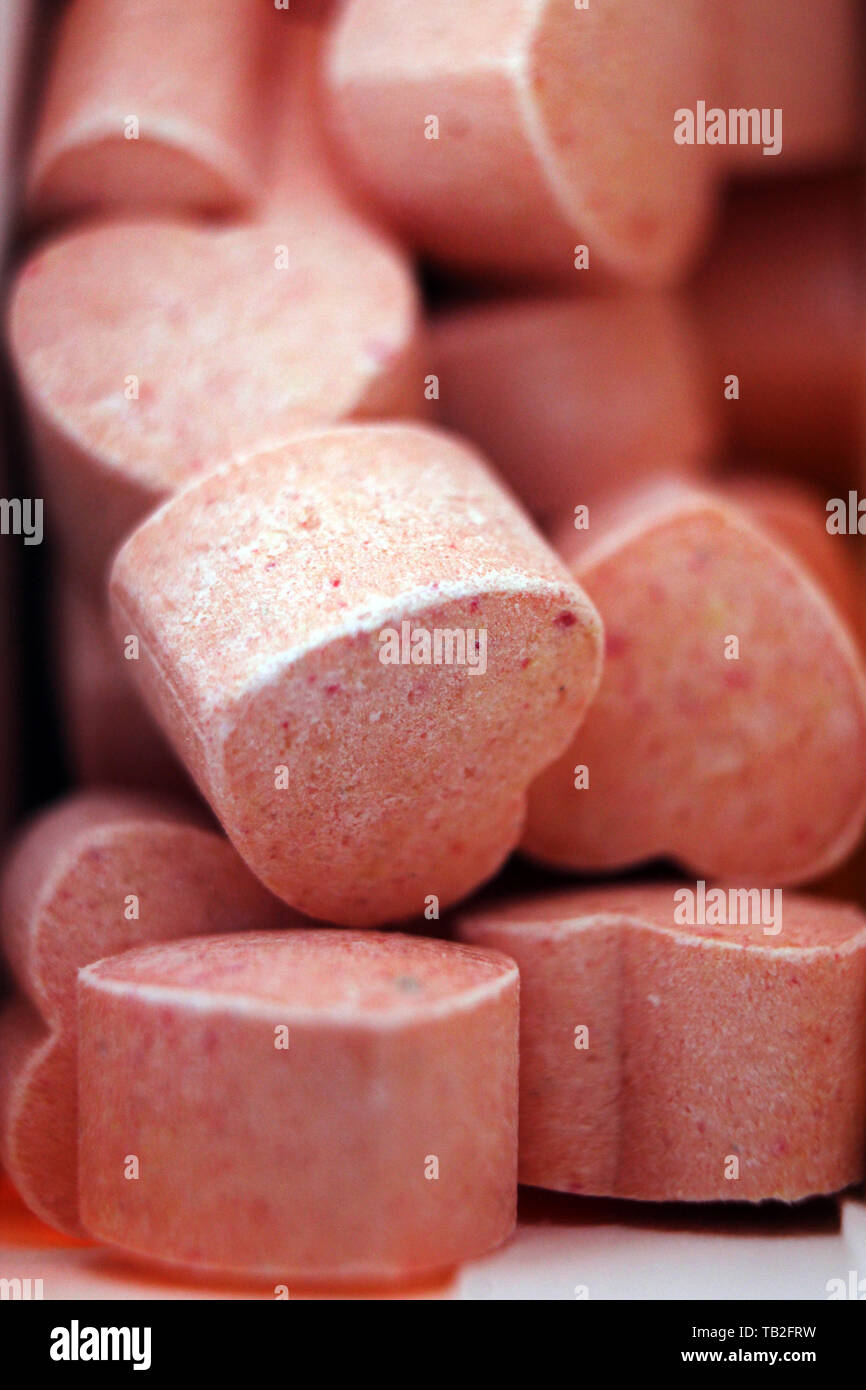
[723,668,752,690]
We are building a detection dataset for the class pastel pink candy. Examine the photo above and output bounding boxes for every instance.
[696,178,860,471]
[721,2,858,172]
[78,930,518,1283]
[327,0,715,286]
[7,212,422,590]
[721,476,864,646]
[457,883,866,1202]
[0,790,287,1235]
[110,425,603,925]
[431,294,714,526]
[26,0,268,221]
[259,18,363,219]
[523,480,866,882]
[327,0,855,287]
[0,452,13,839]
[54,576,189,794]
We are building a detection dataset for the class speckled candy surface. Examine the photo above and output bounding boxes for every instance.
[0,790,287,1235]
[78,930,519,1282]
[3,0,865,1300]
[26,0,268,222]
[457,883,866,1201]
[7,211,422,589]
[110,424,603,925]
[523,480,866,882]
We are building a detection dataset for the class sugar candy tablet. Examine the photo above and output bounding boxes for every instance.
[327,0,714,285]
[0,790,286,1234]
[431,294,713,526]
[78,930,519,1283]
[523,481,866,882]
[457,884,866,1202]
[110,424,603,925]
[8,216,423,589]
[27,0,268,222]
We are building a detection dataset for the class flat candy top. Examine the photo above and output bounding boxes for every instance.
[81,929,518,1019]
[10,220,416,491]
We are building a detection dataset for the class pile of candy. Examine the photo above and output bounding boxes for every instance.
[1,0,864,1288]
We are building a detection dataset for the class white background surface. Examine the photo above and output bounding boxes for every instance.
[3,1179,865,1300]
